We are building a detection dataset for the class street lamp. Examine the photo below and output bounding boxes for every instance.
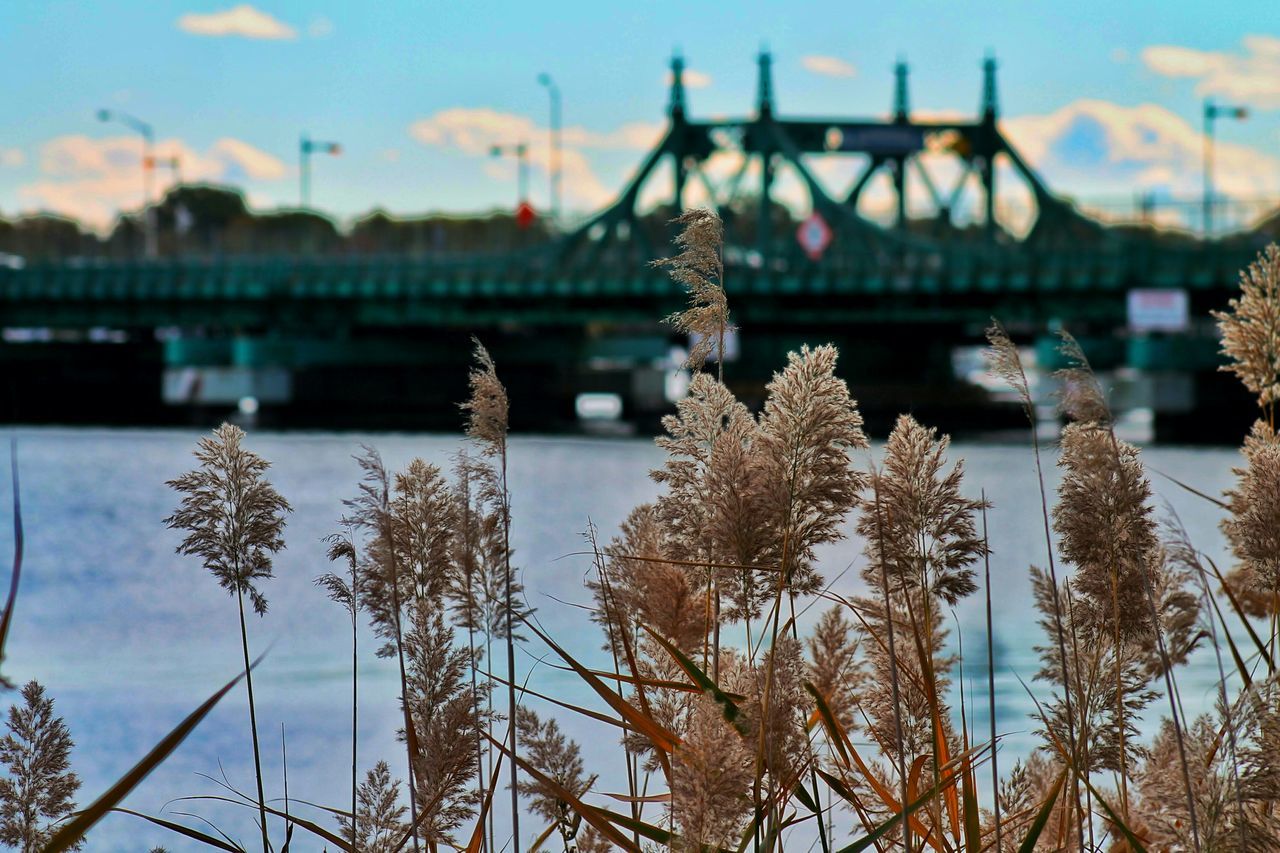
[98,108,156,258]
[300,134,342,208]
[1203,99,1248,237]
[490,142,530,210]
[537,73,561,226]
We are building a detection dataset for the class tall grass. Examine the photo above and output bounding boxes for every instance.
[6,221,1280,852]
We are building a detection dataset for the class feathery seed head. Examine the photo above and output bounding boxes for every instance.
[1054,330,1111,425]
[1053,423,1157,639]
[858,415,989,607]
[1222,418,1280,595]
[758,344,868,590]
[671,692,753,852]
[983,318,1033,416]
[1214,243,1280,409]
[462,338,509,455]
[653,208,731,371]
[164,423,291,616]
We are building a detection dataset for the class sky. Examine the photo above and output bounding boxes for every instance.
[2,1,1280,231]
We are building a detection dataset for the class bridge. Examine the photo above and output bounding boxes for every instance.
[0,53,1271,437]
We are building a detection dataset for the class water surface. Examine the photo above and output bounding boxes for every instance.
[1,428,1242,850]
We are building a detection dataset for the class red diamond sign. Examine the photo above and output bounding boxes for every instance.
[797,212,832,260]
[515,201,537,230]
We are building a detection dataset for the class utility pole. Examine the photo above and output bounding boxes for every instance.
[490,143,530,209]
[300,134,342,208]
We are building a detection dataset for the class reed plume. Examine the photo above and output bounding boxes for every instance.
[854,414,986,834]
[805,605,863,732]
[514,708,609,853]
[756,343,867,595]
[317,531,360,848]
[1221,418,1280,620]
[165,423,290,851]
[671,692,754,852]
[462,339,521,853]
[1214,243,1280,423]
[592,504,703,659]
[392,459,458,607]
[986,319,1086,849]
[403,600,486,849]
[652,208,731,377]
[1054,331,1111,425]
[0,681,80,852]
[1132,703,1280,852]
[651,374,767,663]
[339,760,409,853]
[344,446,425,849]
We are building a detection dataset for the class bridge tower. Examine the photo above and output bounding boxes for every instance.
[756,48,776,256]
[669,52,688,211]
[980,52,999,236]
[892,57,911,228]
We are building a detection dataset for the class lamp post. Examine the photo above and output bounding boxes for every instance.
[97,108,156,258]
[300,134,342,208]
[1203,99,1248,237]
[490,142,530,209]
[537,73,561,226]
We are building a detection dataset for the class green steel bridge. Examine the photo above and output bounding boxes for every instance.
[0,53,1270,436]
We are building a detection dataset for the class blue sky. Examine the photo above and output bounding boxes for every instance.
[2,1,1279,230]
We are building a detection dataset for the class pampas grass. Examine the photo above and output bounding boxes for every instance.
[23,228,1280,853]
[165,423,291,852]
[0,682,80,851]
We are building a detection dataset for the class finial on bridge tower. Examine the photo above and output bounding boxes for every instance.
[981,51,999,121]
[668,51,687,118]
[894,56,910,122]
[756,46,774,117]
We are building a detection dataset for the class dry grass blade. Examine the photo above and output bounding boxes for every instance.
[522,617,680,754]
[465,749,504,853]
[42,657,260,852]
[482,731,641,853]
[1015,770,1067,853]
[0,441,21,689]
[173,793,355,851]
[640,623,746,735]
[109,807,245,851]
[833,768,960,853]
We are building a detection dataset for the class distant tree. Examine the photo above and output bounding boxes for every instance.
[0,681,81,852]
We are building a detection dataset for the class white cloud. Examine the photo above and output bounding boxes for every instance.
[0,148,24,168]
[210,137,287,179]
[1142,36,1280,108]
[664,68,712,89]
[380,148,401,163]
[1001,98,1280,200]
[801,55,857,79]
[409,108,664,209]
[20,134,287,229]
[177,5,297,40]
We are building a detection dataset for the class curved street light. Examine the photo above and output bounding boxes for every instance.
[537,73,561,226]
[97,108,156,258]
[1203,99,1248,236]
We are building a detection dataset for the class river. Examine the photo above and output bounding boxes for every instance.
[0,428,1246,850]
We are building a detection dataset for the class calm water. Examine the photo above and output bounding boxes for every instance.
[0,428,1243,851]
